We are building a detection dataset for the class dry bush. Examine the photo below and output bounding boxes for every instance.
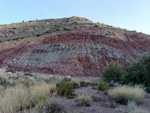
[76,93,91,106]
[30,83,56,106]
[108,85,146,104]
[0,84,29,113]
[0,83,56,113]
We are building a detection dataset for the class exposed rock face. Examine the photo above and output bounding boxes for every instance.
[0,27,150,77]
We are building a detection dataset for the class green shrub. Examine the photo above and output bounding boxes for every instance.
[64,28,70,31]
[147,86,150,93]
[91,82,97,89]
[66,95,76,99]
[12,27,17,29]
[97,78,108,91]
[80,80,91,87]
[94,25,98,27]
[76,94,91,106]
[8,76,12,79]
[56,29,59,31]
[121,55,150,92]
[56,81,74,96]
[108,85,146,104]
[6,69,16,73]
[24,73,33,76]
[71,80,80,88]
[102,61,123,83]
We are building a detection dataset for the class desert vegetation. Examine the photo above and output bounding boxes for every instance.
[102,61,123,83]
[0,55,149,113]
[97,78,108,91]
[0,16,128,43]
[56,81,74,96]
[121,55,150,92]
[0,17,93,42]
[108,85,146,104]
[76,93,91,106]
[0,83,56,113]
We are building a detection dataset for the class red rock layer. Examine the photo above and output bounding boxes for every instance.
[0,27,150,77]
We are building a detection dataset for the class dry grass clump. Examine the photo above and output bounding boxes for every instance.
[108,85,146,104]
[76,93,91,106]
[0,83,56,113]
[30,83,56,105]
[0,84,29,113]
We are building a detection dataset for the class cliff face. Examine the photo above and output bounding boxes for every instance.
[0,27,149,77]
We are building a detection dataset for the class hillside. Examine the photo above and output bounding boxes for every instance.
[0,17,150,76]
[0,16,93,42]
[0,16,127,42]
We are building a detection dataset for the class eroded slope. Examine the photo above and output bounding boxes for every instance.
[0,27,149,76]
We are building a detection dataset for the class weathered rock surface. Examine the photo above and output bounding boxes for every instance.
[0,27,150,77]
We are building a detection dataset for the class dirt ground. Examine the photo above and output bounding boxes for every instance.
[56,86,128,113]
[2,72,149,113]
[55,85,150,113]
[22,83,150,113]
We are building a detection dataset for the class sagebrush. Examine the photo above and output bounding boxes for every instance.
[76,93,91,106]
[108,85,146,104]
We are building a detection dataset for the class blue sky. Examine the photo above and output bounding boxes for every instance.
[0,0,149,34]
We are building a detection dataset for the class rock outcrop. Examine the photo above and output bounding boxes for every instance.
[0,27,149,77]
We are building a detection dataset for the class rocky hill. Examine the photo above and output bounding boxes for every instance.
[0,16,93,42]
[0,17,150,76]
